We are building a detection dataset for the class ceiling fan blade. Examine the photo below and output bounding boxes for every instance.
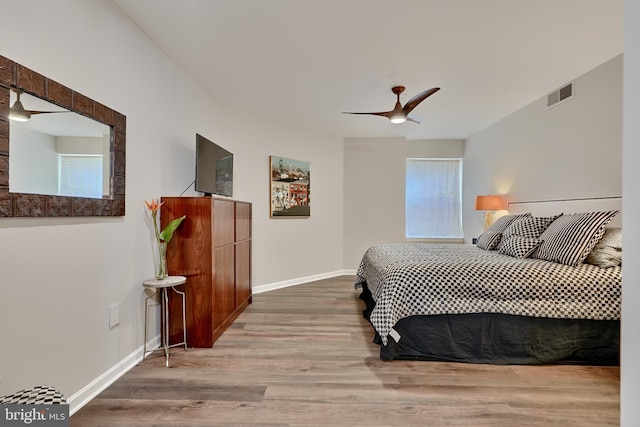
[343,85,439,124]
[402,87,440,114]
[10,91,70,121]
[406,114,422,124]
[342,111,392,118]
[27,110,71,115]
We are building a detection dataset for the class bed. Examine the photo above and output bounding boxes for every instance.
[355,197,622,365]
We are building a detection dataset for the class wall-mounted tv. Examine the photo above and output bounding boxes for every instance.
[195,133,233,197]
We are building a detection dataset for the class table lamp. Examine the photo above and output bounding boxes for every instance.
[475,195,506,231]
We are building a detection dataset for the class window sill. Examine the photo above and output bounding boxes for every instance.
[405,238,465,244]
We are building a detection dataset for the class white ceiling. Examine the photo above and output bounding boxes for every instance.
[114,0,623,140]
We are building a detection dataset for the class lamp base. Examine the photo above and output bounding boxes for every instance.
[483,211,494,231]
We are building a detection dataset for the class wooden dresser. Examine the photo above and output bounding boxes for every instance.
[161,196,252,348]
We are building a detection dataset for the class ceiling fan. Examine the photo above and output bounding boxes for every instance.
[343,86,440,124]
[9,90,70,122]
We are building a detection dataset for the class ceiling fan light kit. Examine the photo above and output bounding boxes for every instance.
[8,90,69,122]
[343,85,440,124]
[9,91,31,122]
[9,101,31,122]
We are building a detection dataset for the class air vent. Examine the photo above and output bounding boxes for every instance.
[547,82,573,108]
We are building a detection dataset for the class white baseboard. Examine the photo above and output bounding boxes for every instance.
[67,335,160,416]
[252,270,352,294]
[69,271,354,415]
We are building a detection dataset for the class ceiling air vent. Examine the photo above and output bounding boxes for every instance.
[547,82,573,108]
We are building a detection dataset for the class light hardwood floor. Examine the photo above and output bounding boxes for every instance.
[71,276,620,426]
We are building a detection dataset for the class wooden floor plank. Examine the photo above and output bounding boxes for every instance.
[71,276,620,426]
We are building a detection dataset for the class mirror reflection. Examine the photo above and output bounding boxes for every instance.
[9,91,112,199]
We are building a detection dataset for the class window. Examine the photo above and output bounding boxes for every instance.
[58,155,103,198]
[406,158,463,239]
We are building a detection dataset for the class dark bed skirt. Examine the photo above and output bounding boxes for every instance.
[358,284,620,365]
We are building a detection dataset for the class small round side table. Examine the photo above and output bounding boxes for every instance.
[143,275,187,367]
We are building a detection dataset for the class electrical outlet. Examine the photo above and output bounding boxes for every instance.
[109,303,120,328]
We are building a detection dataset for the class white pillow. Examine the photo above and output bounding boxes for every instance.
[584,227,622,268]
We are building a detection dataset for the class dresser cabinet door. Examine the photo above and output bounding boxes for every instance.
[235,239,251,305]
[213,244,235,329]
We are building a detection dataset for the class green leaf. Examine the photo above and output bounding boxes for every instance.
[160,215,186,243]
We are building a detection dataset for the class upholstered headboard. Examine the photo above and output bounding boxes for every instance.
[508,196,622,228]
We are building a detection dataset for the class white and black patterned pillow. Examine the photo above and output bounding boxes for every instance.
[476,213,532,250]
[0,385,66,404]
[498,235,542,258]
[533,210,619,267]
[498,214,562,250]
[476,231,501,250]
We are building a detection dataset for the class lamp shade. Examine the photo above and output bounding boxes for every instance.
[475,195,505,211]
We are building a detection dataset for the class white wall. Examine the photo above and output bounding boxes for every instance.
[0,0,635,421]
[343,137,464,269]
[621,1,640,424]
[463,55,623,240]
[200,112,345,288]
[0,0,343,411]
[9,127,58,195]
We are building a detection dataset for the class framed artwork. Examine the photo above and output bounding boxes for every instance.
[270,156,310,218]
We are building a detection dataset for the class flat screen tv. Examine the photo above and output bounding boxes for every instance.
[195,133,233,197]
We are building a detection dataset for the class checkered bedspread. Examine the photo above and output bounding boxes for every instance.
[355,243,621,345]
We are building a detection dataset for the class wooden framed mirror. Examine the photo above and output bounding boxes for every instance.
[0,54,126,217]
